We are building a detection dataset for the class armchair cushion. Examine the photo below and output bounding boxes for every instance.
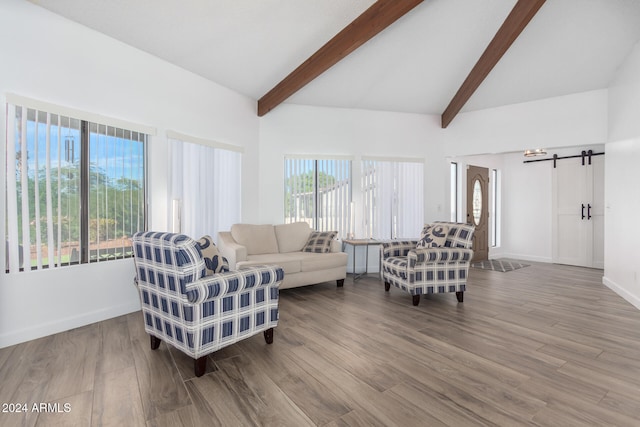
[197,235,229,275]
[302,231,337,253]
[417,224,449,248]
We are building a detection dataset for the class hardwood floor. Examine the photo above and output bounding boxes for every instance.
[2,262,640,426]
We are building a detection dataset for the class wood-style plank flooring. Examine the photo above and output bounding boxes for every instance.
[2,262,640,426]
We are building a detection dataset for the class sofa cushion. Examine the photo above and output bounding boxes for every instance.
[238,253,302,274]
[196,235,229,275]
[297,251,349,272]
[302,231,337,253]
[275,222,312,253]
[231,224,279,255]
[416,224,449,248]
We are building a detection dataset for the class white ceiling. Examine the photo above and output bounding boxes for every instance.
[28,0,640,115]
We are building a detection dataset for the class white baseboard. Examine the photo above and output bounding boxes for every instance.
[492,253,552,263]
[0,300,141,349]
[602,276,640,310]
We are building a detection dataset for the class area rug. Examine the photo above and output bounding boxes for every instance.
[471,259,530,273]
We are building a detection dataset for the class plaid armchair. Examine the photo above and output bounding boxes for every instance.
[381,222,475,306]
[132,231,283,377]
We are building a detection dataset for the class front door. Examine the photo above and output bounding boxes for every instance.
[466,165,489,261]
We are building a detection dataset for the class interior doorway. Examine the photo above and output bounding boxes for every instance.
[466,165,489,261]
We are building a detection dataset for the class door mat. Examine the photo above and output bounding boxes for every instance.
[471,259,530,273]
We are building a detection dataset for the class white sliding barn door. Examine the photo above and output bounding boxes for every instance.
[552,155,604,268]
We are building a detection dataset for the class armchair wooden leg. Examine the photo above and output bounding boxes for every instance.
[456,291,464,303]
[150,335,161,350]
[384,281,390,291]
[412,294,420,306]
[194,356,207,377]
[263,328,274,344]
[337,279,344,287]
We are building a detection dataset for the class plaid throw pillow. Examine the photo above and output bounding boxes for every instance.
[197,235,229,275]
[416,224,449,248]
[302,231,337,253]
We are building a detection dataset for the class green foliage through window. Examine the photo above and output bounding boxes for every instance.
[5,105,146,272]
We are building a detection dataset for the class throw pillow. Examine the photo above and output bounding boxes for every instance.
[302,231,337,253]
[197,235,229,275]
[416,224,449,249]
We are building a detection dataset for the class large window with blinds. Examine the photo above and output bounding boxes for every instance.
[4,98,148,273]
[362,158,424,239]
[450,162,458,222]
[284,157,352,238]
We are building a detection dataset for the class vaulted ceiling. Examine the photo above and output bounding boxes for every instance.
[29,0,640,125]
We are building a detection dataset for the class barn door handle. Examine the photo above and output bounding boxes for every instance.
[588,204,592,220]
[581,204,585,220]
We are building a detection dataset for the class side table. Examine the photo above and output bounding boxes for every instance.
[342,239,381,280]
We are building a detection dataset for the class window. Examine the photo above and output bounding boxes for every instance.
[5,98,148,273]
[491,168,500,247]
[284,157,352,238]
[168,132,242,240]
[450,162,458,222]
[362,158,424,239]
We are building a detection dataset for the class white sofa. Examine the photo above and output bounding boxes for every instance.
[217,222,348,289]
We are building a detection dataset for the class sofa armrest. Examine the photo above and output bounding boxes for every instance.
[185,265,284,304]
[408,247,474,267]
[217,231,247,269]
[330,239,342,253]
[382,240,419,258]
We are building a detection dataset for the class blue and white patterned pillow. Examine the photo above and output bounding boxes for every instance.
[416,224,449,249]
[197,235,229,275]
[302,231,337,253]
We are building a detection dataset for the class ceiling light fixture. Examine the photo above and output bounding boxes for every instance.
[524,148,547,157]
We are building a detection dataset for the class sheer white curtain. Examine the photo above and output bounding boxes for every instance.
[168,133,241,240]
[362,157,424,239]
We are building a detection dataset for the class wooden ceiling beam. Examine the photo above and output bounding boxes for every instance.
[441,0,546,128]
[257,0,423,117]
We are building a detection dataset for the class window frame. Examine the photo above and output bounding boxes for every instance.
[450,162,458,222]
[4,96,151,272]
[283,156,352,238]
[491,168,500,247]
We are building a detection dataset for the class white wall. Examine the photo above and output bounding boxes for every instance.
[605,39,640,309]
[258,104,449,227]
[501,154,552,262]
[442,90,608,157]
[0,0,260,347]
